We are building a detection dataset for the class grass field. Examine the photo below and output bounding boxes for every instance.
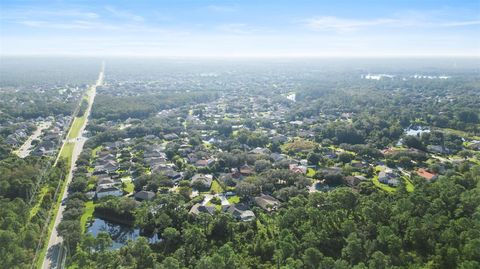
[59,142,75,167]
[80,201,95,234]
[227,195,240,204]
[306,168,316,177]
[67,116,86,139]
[29,186,49,220]
[210,180,224,194]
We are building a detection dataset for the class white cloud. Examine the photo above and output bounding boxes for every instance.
[104,6,144,22]
[304,15,480,32]
[216,23,262,34]
[304,16,397,32]
[207,5,237,12]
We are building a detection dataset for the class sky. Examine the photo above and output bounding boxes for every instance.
[0,0,479,57]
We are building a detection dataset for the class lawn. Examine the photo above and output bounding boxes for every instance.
[210,180,224,194]
[122,178,135,194]
[59,142,75,167]
[91,145,102,158]
[372,176,397,193]
[404,177,415,192]
[306,168,316,177]
[80,201,95,233]
[67,116,86,139]
[441,128,480,140]
[227,195,240,204]
[328,145,357,156]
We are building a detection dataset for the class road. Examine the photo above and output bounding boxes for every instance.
[41,64,104,269]
[14,121,52,158]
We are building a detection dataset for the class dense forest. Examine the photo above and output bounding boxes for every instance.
[0,155,67,269]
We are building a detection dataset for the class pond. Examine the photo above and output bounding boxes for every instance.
[315,183,337,192]
[87,217,161,249]
[397,126,431,146]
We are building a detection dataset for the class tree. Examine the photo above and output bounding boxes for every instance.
[303,247,323,269]
[254,159,271,173]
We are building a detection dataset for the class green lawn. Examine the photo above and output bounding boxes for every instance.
[227,195,240,204]
[67,116,86,139]
[372,176,397,193]
[91,145,102,158]
[123,178,135,194]
[80,201,95,233]
[210,180,224,194]
[29,186,49,220]
[59,142,75,168]
[306,168,316,177]
[404,177,415,192]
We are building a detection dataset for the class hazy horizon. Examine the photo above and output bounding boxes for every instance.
[1,0,479,57]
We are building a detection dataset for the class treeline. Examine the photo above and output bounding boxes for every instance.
[91,92,218,121]
[77,99,89,117]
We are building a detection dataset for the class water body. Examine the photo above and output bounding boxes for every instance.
[397,126,431,146]
[286,92,296,102]
[87,217,161,249]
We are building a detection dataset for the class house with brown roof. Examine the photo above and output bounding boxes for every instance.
[416,168,438,181]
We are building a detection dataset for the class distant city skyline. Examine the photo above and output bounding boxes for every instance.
[1,0,479,57]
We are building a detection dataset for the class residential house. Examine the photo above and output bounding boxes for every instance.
[254,194,280,212]
[189,203,216,216]
[416,168,438,181]
[191,174,213,189]
[289,163,307,174]
[134,190,156,201]
[96,185,123,199]
[222,203,255,221]
[239,164,254,176]
[195,158,214,167]
[378,169,400,186]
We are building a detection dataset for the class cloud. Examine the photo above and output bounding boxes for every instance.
[304,15,480,32]
[438,20,480,27]
[207,5,237,12]
[304,16,397,32]
[17,20,120,30]
[216,23,261,34]
[104,6,144,22]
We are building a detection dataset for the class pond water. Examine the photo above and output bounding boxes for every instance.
[315,183,336,192]
[405,126,430,136]
[87,217,161,249]
[397,126,431,146]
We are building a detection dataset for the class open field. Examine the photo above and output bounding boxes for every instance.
[80,201,95,234]
[67,116,86,140]
[59,142,75,167]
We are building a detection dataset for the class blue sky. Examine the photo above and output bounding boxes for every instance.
[1,0,479,57]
